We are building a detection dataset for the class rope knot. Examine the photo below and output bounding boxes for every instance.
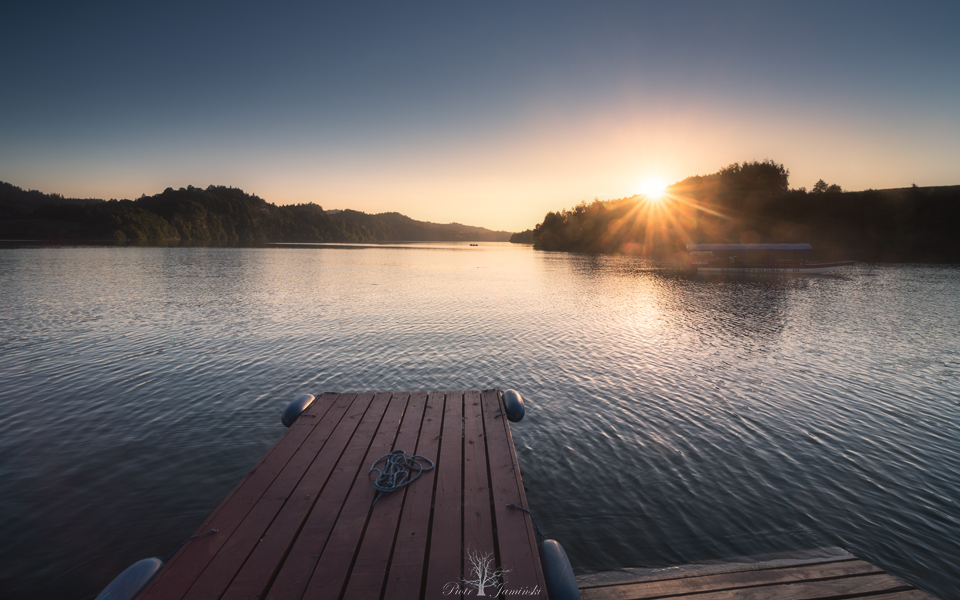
[368,449,435,507]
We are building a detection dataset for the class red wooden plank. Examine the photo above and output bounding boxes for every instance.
[209,391,378,600]
[423,391,464,599]
[264,392,392,600]
[139,392,341,600]
[341,391,430,600]
[300,392,412,600]
[482,389,547,598]
[462,389,497,597]
[381,391,446,600]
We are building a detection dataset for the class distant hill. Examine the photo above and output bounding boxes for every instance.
[529,161,960,262]
[336,209,512,242]
[0,182,513,243]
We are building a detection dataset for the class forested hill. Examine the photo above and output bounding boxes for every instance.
[0,182,512,243]
[528,161,960,262]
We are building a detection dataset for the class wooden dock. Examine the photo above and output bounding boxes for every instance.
[129,389,943,600]
[576,547,940,600]
[137,390,547,600]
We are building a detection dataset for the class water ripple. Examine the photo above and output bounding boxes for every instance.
[0,246,959,598]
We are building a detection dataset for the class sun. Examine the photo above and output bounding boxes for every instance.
[639,178,667,200]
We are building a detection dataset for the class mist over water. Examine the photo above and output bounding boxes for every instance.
[1,243,958,599]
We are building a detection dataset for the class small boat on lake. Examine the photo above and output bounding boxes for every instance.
[687,243,854,274]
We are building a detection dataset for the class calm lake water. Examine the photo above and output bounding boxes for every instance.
[1,243,958,599]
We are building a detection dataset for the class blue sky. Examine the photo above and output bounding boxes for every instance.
[2,1,958,230]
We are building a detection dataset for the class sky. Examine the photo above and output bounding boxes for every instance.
[2,1,958,232]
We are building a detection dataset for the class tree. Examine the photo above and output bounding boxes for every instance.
[461,549,508,596]
[719,160,790,199]
[812,179,842,193]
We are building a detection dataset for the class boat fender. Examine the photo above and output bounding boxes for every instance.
[502,389,525,422]
[95,557,164,600]
[281,394,316,427]
[538,539,580,600]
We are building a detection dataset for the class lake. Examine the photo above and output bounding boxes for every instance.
[1,243,958,599]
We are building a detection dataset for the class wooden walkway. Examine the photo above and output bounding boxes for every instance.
[137,390,547,600]
[576,547,941,600]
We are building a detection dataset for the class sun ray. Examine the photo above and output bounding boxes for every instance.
[662,191,730,219]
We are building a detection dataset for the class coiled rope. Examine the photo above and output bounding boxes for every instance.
[369,449,435,507]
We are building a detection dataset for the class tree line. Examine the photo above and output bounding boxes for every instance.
[0,182,512,244]
[522,161,960,262]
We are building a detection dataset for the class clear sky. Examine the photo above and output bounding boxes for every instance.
[2,1,958,232]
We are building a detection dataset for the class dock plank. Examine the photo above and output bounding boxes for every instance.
[139,392,342,600]
[688,573,912,600]
[579,560,883,600]
[462,389,496,591]
[482,389,546,597]
[381,391,446,600]
[576,548,858,589]
[582,573,911,600]
[265,392,390,600]
[302,392,412,600]
[580,548,944,600]
[866,592,941,600]
[341,391,430,600]
[423,391,465,599]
